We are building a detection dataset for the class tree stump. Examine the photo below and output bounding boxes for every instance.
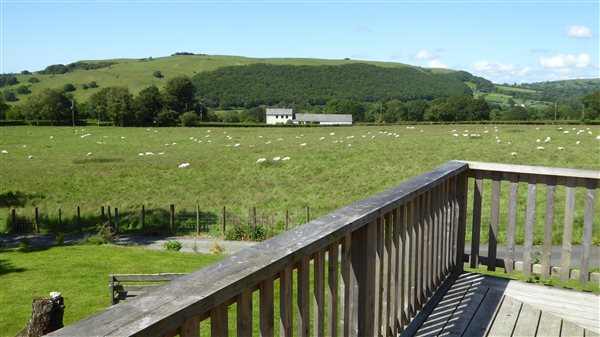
[16,293,64,337]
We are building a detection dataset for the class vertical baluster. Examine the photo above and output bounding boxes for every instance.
[523,176,537,277]
[423,191,432,296]
[580,179,596,284]
[341,234,351,337]
[279,266,293,337]
[327,243,339,337]
[298,258,310,337]
[180,316,200,337]
[408,199,417,316]
[313,250,325,337]
[416,195,424,309]
[384,212,393,337]
[488,172,501,271]
[375,216,384,335]
[560,178,576,282]
[542,177,556,279]
[260,276,274,337]
[456,172,468,275]
[471,171,483,269]
[237,289,252,337]
[505,174,519,274]
[211,303,228,337]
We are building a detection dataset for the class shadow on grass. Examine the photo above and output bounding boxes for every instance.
[0,258,26,275]
[72,157,124,164]
[0,191,45,207]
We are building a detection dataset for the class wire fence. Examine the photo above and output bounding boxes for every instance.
[2,204,327,238]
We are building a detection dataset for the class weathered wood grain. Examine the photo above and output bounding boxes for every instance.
[236,289,252,337]
[561,178,576,282]
[536,311,562,336]
[580,179,596,285]
[542,177,556,279]
[488,172,501,271]
[327,243,339,337]
[313,249,325,337]
[505,175,518,274]
[470,172,483,269]
[511,302,540,337]
[210,302,228,337]
[297,258,310,337]
[279,266,292,337]
[260,276,274,337]
[523,179,537,278]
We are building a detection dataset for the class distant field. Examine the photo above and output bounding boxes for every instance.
[494,84,541,94]
[1,124,598,240]
[7,55,420,104]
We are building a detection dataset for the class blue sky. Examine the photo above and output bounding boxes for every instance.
[1,0,598,84]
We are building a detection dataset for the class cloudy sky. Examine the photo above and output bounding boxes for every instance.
[2,0,598,84]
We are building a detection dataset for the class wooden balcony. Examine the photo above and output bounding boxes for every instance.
[49,161,599,337]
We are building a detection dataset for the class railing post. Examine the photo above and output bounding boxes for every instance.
[349,220,377,337]
[141,205,145,229]
[222,206,226,235]
[77,206,81,234]
[114,207,119,234]
[454,172,468,275]
[169,204,175,232]
[35,207,40,233]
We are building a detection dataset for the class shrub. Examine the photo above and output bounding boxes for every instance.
[152,70,163,78]
[18,237,30,249]
[164,240,182,251]
[179,111,199,127]
[28,77,40,84]
[225,223,273,241]
[80,234,108,245]
[96,222,116,243]
[209,240,225,255]
[63,83,76,92]
[16,86,31,95]
[55,232,64,245]
[155,110,179,126]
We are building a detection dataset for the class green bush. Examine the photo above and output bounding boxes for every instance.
[225,223,273,241]
[18,237,30,249]
[80,234,109,245]
[179,111,199,127]
[163,240,182,251]
[55,232,64,245]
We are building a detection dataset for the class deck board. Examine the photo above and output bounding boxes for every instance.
[412,272,600,337]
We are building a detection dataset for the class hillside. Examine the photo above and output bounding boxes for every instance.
[2,55,428,105]
[192,63,471,108]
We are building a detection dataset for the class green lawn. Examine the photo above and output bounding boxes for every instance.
[0,244,223,336]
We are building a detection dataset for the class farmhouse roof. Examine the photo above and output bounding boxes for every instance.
[294,114,353,123]
[266,108,293,115]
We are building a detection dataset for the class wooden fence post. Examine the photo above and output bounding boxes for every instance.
[169,204,175,232]
[141,205,145,229]
[12,209,16,232]
[285,209,289,230]
[58,208,62,225]
[253,207,257,227]
[77,206,81,234]
[222,206,226,235]
[306,206,310,223]
[196,205,200,235]
[107,206,112,227]
[35,207,39,233]
[101,206,105,223]
[114,208,119,234]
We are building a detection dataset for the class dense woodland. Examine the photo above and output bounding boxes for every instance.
[1,61,599,126]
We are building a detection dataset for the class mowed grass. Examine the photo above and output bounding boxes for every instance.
[1,124,599,239]
[0,245,223,336]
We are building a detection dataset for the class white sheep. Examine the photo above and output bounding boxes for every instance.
[511,152,518,156]
[576,141,581,145]
[234,143,240,147]
[28,155,34,159]
[273,157,281,161]
[1,150,7,154]
[256,158,267,164]
[558,147,565,150]
[86,152,92,156]
[178,163,190,168]
[282,157,291,161]
[300,143,307,147]
[537,146,545,150]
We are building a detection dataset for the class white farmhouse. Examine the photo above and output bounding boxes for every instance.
[266,108,294,125]
[294,114,353,125]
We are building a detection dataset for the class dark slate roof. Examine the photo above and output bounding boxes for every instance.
[266,108,293,115]
[294,114,353,123]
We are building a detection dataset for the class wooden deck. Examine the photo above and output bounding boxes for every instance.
[412,273,600,337]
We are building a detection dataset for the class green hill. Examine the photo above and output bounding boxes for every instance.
[3,55,430,105]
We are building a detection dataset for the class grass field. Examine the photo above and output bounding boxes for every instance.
[0,245,223,336]
[1,124,599,240]
[7,55,421,105]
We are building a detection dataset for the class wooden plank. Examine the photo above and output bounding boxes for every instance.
[210,302,228,337]
[375,216,383,335]
[505,175,519,274]
[237,289,252,337]
[260,276,274,337]
[461,288,503,336]
[580,180,596,285]
[341,234,351,337]
[397,204,407,331]
[391,208,400,335]
[297,258,310,337]
[436,281,488,336]
[415,195,424,310]
[408,199,417,317]
[383,212,393,337]
[562,319,585,336]
[470,172,483,269]
[424,190,433,294]
[313,249,325,337]
[463,161,600,180]
[455,172,468,275]
[179,316,200,337]
[511,303,540,337]
[279,266,292,337]
[488,172,501,271]
[561,178,576,282]
[542,177,556,279]
[327,243,339,337]
[523,179,537,278]
[432,184,440,287]
[451,176,460,272]
[536,311,562,336]
[486,295,521,336]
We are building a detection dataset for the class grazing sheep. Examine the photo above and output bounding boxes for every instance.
[273,157,281,161]
[511,152,518,156]
[234,143,240,147]
[139,153,145,156]
[1,150,7,154]
[256,158,267,164]
[282,157,290,161]
[576,141,581,145]
[537,146,545,150]
[86,152,92,156]
[300,143,307,147]
[558,147,565,150]
[28,155,34,159]
[178,163,190,169]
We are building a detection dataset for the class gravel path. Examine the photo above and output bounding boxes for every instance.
[0,233,256,254]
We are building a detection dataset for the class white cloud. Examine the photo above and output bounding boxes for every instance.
[567,25,593,38]
[473,60,514,72]
[414,50,435,60]
[518,66,532,77]
[428,59,447,68]
[540,53,591,68]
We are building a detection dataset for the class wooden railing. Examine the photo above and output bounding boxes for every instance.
[49,161,598,337]
[464,161,599,284]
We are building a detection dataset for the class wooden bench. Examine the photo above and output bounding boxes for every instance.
[109,273,187,305]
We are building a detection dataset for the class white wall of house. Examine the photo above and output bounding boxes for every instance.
[266,109,294,124]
